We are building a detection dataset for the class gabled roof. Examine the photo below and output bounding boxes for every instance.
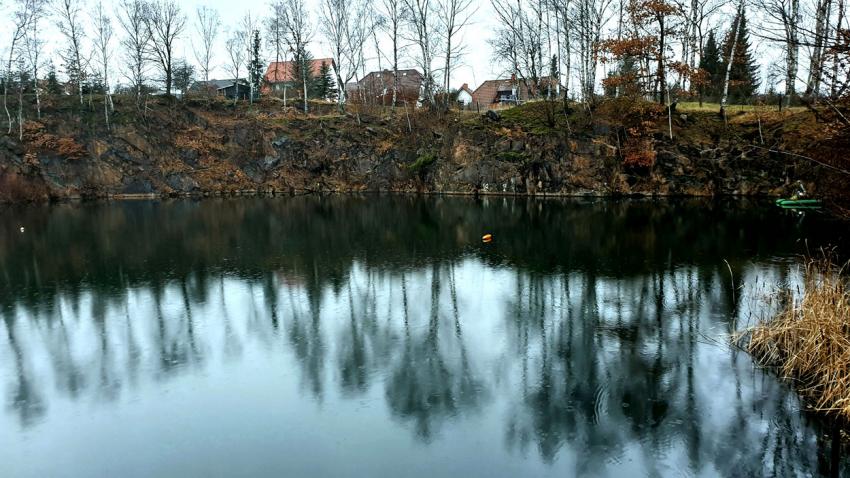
[471,78,517,105]
[471,76,560,105]
[351,69,423,91]
[264,58,334,83]
[190,79,238,91]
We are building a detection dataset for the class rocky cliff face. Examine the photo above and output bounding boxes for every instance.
[0,98,816,203]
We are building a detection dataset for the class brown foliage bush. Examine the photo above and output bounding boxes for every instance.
[0,172,47,202]
[22,121,87,160]
[622,137,656,170]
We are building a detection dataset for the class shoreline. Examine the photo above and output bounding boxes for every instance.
[2,188,785,205]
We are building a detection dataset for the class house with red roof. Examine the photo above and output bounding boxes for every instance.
[262,58,335,97]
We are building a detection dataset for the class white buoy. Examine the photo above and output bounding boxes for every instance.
[19,227,24,233]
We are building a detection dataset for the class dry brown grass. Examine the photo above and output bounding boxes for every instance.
[740,258,850,421]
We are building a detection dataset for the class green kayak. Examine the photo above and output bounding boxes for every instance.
[775,198,822,208]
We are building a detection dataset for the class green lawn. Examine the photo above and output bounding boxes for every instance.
[676,101,806,113]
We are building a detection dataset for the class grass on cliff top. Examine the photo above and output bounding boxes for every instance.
[677,101,807,113]
[738,257,850,422]
[496,100,584,134]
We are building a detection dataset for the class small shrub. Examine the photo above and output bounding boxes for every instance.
[621,137,656,170]
[407,152,438,172]
[496,151,528,163]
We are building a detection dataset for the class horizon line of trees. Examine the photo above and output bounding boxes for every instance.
[0,0,848,135]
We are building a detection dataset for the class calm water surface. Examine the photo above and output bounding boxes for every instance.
[1,197,848,477]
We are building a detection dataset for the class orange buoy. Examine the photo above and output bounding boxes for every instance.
[482,234,493,243]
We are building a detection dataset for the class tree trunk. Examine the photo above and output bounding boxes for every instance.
[657,15,666,105]
[392,25,399,107]
[3,81,10,135]
[5,46,16,134]
[805,0,833,98]
[784,0,799,105]
[720,4,744,117]
[832,0,845,98]
[303,69,309,113]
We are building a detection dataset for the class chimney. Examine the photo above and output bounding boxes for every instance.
[510,74,517,83]
[461,83,468,89]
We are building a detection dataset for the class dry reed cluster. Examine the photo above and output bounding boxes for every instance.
[742,258,850,421]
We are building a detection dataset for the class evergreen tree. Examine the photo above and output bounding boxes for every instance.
[82,73,106,95]
[249,30,264,100]
[603,55,640,97]
[173,60,195,96]
[314,61,338,101]
[548,54,558,97]
[63,46,85,96]
[721,12,761,102]
[292,46,317,100]
[698,30,721,101]
[46,64,62,95]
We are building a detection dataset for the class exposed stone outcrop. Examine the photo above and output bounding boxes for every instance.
[0,100,816,203]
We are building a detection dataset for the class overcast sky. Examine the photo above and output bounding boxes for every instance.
[0,0,780,93]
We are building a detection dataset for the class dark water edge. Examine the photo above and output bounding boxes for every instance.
[0,196,848,477]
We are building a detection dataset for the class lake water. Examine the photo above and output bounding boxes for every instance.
[1,197,848,477]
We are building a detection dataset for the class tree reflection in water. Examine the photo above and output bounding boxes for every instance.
[0,196,847,476]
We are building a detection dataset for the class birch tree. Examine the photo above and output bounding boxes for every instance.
[755,0,800,103]
[805,0,834,97]
[117,0,151,107]
[491,0,546,99]
[829,0,845,97]
[241,12,259,102]
[402,0,440,105]
[55,0,87,106]
[91,0,113,129]
[266,1,286,83]
[439,0,476,107]
[146,0,186,97]
[320,0,369,111]
[5,0,43,133]
[572,0,613,100]
[224,28,246,103]
[549,0,572,96]
[675,0,722,90]
[22,2,46,119]
[720,0,745,117]
[280,0,313,112]
[194,6,220,86]
[381,0,405,106]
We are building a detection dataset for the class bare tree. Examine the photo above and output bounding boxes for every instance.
[439,0,477,106]
[805,0,834,97]
[403,0,440,105]
[549,0,572,97]
[193,6,220,86]
[91,0,113,129]
[266,1,286,84]
[674,0,723,90]
[380,0,405,106]
[5,0,43,133]
[756,0,801,103]
[491,0,547,99]
[117,0,151,108]
[146,0,186,97]
[55,0,87,106]
[22,2,47,119]
[241,12,260,102]
[572,0,612,101]
[320,0,369,111]
[224,28,246,104]
[279,0,313,112]
[829,0,845,97]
